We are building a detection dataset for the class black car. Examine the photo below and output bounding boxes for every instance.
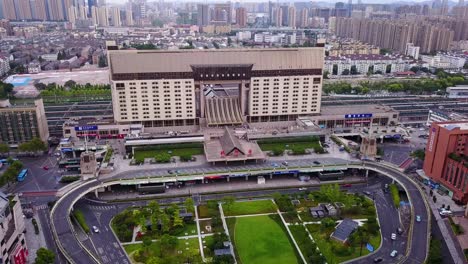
[373,257,383,263]
[313,161,321,165]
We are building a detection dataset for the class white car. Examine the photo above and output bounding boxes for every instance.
[391,233,396,240]
[92,226,100,233]
[390,250,398,257]
[440,210,452,216]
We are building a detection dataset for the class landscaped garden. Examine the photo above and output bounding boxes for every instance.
[257,136,324,156]
[123,236,201,263]
[223,199,277,216]
[229,215,300,264]
[133,143,204,164]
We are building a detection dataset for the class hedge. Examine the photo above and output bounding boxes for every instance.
[60,176,81,183]
[389,184,400,208]
[73,210,90,233]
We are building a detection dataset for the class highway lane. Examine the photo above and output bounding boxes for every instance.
[361,162,430,264]
[50,160,430,264]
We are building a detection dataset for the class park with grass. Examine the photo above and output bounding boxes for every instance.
[257,136,325,156]
[230,215,299,264]
[110,184,381,264]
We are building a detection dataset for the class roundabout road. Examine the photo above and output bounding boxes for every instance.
[50,160,430,264]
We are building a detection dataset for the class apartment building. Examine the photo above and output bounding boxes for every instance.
[335,17,454,53]
[0,99,49,145]
[0,56,10,77]
[325,54,407,76]
[108,48,324,127]
[0,193,28,264]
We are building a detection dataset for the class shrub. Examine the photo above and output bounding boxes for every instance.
[60,176,80,183]
[314,145,325,154]
[291,146,306,155]
[389,184,400,208]
[73,210,90,233]
[179,154,192,162]
[155,153,171,163]
[270,147,284,156]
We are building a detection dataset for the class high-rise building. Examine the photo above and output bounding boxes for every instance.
[288,6,296,28]
[91,5,108,26]
[280,5,288,26]
[213,3,231,24]
[14,0,32,20]
[108,48,324,127]
[235,7,246,27]
[274,7,282,27]
[125,8,133,26]
[30,0,47,20]
[423,121,468,203]
[0,99,49,144]
[460,0,465,6]
[1,0,17,20]
[300,8,308,28]
[197,4,209,26]
[47,0,65,20]
[110,6,121,26]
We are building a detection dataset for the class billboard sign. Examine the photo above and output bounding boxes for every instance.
[344,113,373,119]
[74,125,98,131]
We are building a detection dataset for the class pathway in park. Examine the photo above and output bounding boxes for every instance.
[218,203,237,264]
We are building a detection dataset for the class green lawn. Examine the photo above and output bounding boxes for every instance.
[124,237,201,263]
[134,144,203,160]
[232,215,299,264]
[223,200,278,216]
[306,224,381,264]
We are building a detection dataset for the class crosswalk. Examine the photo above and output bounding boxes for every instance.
[35,204,48,210]
[88,205,115,211]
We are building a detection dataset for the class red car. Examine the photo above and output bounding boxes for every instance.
[42,166,49,170]
[343,183,352,187]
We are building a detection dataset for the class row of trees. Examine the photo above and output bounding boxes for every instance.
[348,217,380,256]
[0,158,23,187]
[0,81,14,100]
[113,199,195,242]
[38,82,111,97]
[323,75,467,95]
[18,137,47,153]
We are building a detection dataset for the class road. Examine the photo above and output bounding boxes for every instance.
[50,159,430,264]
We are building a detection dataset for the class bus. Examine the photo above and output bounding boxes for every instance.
[17,169,28,182]
[0,158,18,164]
[58,159,80,169]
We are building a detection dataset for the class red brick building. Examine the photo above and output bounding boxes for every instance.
[423,121,468,203]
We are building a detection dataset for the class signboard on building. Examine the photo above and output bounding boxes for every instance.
[344,113,373,119]
[74,125,98,131]
[428,127,437,152]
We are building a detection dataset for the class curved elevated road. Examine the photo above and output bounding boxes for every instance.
[50,160,430,264]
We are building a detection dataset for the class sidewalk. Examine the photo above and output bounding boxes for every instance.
[24,217,48,263]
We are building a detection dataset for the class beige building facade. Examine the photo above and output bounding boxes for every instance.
[0,99,49,145]
[108,48,324,127]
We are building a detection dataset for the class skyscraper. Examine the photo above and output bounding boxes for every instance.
[274,7,282,27]
[288,6,296,28]
[14,0,32,20]
[30,0,47,20]
[280,5,288,26]
[197,4,209,27]
[110,7,120,26]
[213,3,231,24]
[300,8,308,28]
[235,7,246,27]
[47,0,65,20]
[125,8,133,26]
[1,0,17,20]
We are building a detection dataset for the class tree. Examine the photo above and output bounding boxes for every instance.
[0,143,8,154]
[18,138,48,152]
[184,198,195,213]
[35,248,55,264]
[427,238,443,264]
[172,209,184,228]
[0,81,14,99]
[411,149,425,160]
[34,82,47,90]
[142,237,153,253]
[222,196,235,212]
[160,212,170,233]
[323,70,329,79]
[160,234,178,254]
